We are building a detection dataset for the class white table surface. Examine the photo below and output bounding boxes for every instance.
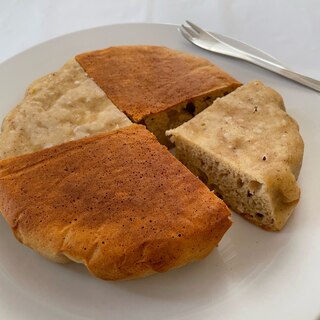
[0,0,319,79]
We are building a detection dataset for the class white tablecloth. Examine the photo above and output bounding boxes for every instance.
[0,0,319,78]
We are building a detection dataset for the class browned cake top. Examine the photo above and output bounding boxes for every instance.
[0,125,231,280]
[76,46,241,122]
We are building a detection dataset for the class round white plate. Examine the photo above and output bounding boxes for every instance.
[0,23,319,320]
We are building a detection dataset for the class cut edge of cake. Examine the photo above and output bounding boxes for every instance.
[143,83,241,146]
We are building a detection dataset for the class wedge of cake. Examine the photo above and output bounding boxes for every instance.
[76,45,241,146]
[167,81,304,231]
[0,58,131,159]
[0,125,231,280]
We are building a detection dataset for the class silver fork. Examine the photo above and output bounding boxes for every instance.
[179,21,320,92]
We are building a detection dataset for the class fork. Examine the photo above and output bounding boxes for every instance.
[179,21,320,92]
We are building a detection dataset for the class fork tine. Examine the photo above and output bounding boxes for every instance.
[185,20,205,35]
[186,20,228,44]
[181,24,198,38]
[178,26,195,43]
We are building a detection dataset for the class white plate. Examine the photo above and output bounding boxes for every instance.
[0,23,319,320]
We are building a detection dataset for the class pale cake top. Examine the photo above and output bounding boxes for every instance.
[168,80,304,187]
[0,59,131,159]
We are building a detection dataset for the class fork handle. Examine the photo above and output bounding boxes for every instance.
[242,54,320,92]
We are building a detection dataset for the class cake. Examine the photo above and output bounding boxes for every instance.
[167,81,304,231]
[0,125,231,280]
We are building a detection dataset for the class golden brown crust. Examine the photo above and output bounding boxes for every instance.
[75,46,241,122]
[0,124,231,280]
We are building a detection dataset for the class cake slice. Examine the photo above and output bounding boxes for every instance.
[0,125,231,280]
[167,81,304,231]
[76,45,241,146]
[0,58,131,159]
